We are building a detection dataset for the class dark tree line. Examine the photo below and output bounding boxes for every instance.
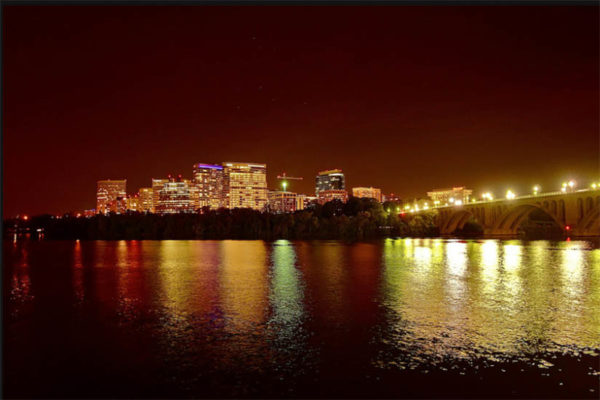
[5,197,440,241]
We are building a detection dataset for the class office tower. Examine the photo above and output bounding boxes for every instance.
[315,169,345,195]
[96,179,126,214]
[317,189,348,205]
[315,169,347,204]
[156,175,194,214]
[296,194,307,211]
[126,194,140,212]
[138,187,154,212]
[192,163,224,209]
[222,162,268,210]
[352,187,382,202]
[268,190,298,213]
[152,178,169,213]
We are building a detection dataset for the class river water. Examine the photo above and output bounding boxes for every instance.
[4,239,599,398]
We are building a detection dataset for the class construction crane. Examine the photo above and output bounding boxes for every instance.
[276,172,303,192]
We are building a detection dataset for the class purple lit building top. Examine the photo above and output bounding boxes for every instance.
[194,163,223,170]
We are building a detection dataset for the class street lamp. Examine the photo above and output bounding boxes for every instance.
[532,185,540,195]
[281,181,288,192]
[506,190,516,200]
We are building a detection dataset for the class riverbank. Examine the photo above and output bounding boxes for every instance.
[4,202,439,240]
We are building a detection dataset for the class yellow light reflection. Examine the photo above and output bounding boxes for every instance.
[446,241,467,279]
[503,243,522,272]
[414,245,432,274]
[380,239,600,370]
[561,242,584,294]
[219,240,269,333]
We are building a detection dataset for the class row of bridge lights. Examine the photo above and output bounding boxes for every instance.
[388,179,598,214]
[482,179,586,203]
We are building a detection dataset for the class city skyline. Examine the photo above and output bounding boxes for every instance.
[90,163,596,217]
[9,158,600,217]
[4,6,598,216]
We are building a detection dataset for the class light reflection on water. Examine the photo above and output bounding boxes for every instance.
[379,238,600,371]
[3,238,600,397]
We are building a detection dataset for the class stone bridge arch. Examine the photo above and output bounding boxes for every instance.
[439,209,475,234]
[436,191,600,237]
[491,203,564,235]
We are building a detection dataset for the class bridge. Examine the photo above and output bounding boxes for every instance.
[429,189,599,237]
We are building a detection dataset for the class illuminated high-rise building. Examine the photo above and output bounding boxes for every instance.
[152,178,169,213]
[268,190,298,213]
[107,196,127,214]
[296,194,307,211]
[186,179,200,211]
[352,187,382,202]
[156,175,195,214]
[192,163,224,209]
[138,187,153,212]
[316,169,345,195]
[96,179,126,214]
[222,162,268,210]
[303,195,319,208]
[317,189,348,205]
[126,195,140,212]
[316,169,347,204]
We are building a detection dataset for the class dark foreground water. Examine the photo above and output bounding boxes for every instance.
[3,239,600,398]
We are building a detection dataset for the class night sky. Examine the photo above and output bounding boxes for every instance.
[3,5,599,216]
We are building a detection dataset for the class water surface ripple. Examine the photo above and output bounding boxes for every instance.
[4,239,599,398]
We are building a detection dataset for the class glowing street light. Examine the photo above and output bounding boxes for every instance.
[481,192,494,201]
[449,197,455,204]
[281,181,288,192]
[532,185,540,195]
[455,200,463,206]
[592,183,598,190]
[506,190,516,200]
[568,180,575,189]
